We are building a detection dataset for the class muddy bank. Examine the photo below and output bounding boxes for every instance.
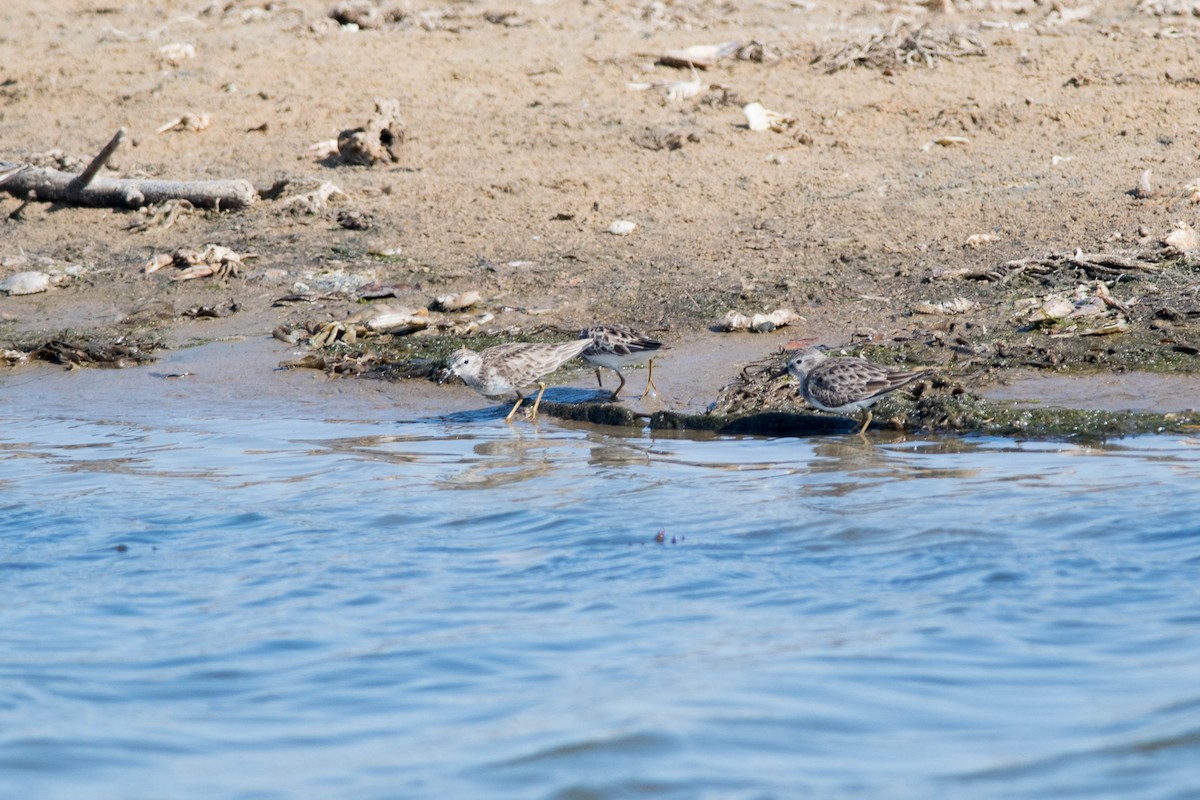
[3,0,1200,427]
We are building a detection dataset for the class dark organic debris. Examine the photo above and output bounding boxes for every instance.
[966,249,1175,283]
[631,128,699,152]
[33,338,159,368]
[181,300,239,319]
[336,209,373,230]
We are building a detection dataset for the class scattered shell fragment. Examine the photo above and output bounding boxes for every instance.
[964,233,999,249]
[666,64,705,102]
[927,135,970,149]
[280,181,347,215]
[431,290,481,312]
[156,113,211,134]
[743,102,796,133]
[1047,4,1094,25]
[0,271,51,296]
[718,308,803,333]
[608,219,637,236]
[1163,221,1199,254]
[652,41,740,69]
[913,297,979,315]
[2,349,27,365]
[1185,180,1200,204]
[306,139,340,159]
[1133,169,1156,199]
[157,42,195,66]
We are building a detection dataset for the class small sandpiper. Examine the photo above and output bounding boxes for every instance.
[787,346,930,434]
[579,324,667,400]
[443,339,592,422]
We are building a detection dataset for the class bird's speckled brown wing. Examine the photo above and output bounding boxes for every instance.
[582,324,665,357]
[481,339,592,393]
[805,358,927,411]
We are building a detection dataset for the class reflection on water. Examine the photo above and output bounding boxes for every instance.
[2,411,1200,800]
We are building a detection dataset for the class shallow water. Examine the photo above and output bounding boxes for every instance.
[3,389,1200,799]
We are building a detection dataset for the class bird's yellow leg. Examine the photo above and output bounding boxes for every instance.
[505,392,525,422]
[611,369,627,400]
[640,358,659,400]
[529,383,548,419]
[856,409,873,435]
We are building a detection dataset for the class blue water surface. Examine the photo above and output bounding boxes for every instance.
[2,407,1199,799]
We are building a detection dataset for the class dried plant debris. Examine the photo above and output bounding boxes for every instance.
[1136,0,1200,16]
[128,199,195,233]
[967,249,1175,283]
[337,98,404,166]
[815,20,985,74]
[326,1,485,32]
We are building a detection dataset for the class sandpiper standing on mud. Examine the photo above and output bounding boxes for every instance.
[788,346,930,434]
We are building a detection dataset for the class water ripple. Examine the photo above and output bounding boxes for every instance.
[3,415,1200,799]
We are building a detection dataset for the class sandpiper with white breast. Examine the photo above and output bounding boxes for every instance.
[443,339,592,422]
[787,346,930,434]
[579,324,667,400]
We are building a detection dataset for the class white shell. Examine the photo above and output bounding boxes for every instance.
[434,290,482,312]
[0,271,51,295]
[743,102,795,133]
[718,308,803,333]
[1163,222,1198,253]
[608,220,637,236]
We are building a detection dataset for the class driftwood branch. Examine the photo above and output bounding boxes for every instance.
[70,128,127,194]
[0,128,257,210]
